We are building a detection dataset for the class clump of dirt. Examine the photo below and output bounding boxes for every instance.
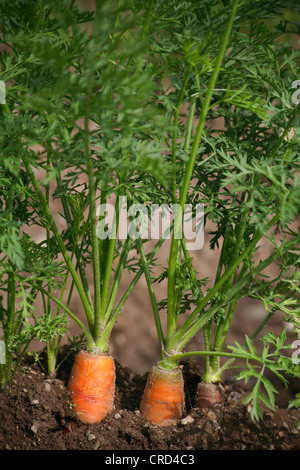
[0,349,299,451]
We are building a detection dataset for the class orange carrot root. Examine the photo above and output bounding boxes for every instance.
[140,365,185,426]
[67,350,115,424]
[195,382,223,409]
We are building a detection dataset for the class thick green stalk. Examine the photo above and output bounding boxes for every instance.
[171,65,192,202]
[202,320,213,380]
[101,196,119,315]
[21,154,94,328]
[84,112,102,341]
[166,0,240,347]
[46,341,57,378]
[166,68,192,338]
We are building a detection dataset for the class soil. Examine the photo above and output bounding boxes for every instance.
[3,199,300,453]
[0,348,299,452]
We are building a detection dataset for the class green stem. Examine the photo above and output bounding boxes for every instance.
[55,171,93,312]
[137,237,165,349]
[6,186,17,362]
[167,215,282,352]
[181,236,197,284]
[166,68,192,339]
[141,0,154,39]
[201,106,299,377]
[45,153,56,375]
[167,213,280,354]
[21,154,94,328]
[203,321,213,378]
[84,112,102,340]
[218,309,276,376]
[157,347,270,371]
[166,0,240,346]
[37,285,95,350]
[184,98,196,152]
[171,65,192,202]
[170,349,269,365]
[101,196,119,315]
[114,236,166,319]
[98,235,168,351]
[104,236,131,323]
[47,220,80,375]
[270,106,299,159]
[46,341,56,377]
[46,153,51,316]
[210,203,250,373]
[217,264,248,352]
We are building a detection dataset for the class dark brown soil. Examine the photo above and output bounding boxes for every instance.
[0,348,299,452]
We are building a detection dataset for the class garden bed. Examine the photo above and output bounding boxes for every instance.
[0,350,299,451]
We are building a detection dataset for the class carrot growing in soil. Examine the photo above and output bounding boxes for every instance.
[67,351,115,423]
[140,365,185,427]
[138,0,300,425]
[136,0,240,426]
[14,1,167,423]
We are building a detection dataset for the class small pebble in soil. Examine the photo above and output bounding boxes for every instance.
[86,429,96,441]
[180,415,194,425]
[31,399,39,405]
[44,382,51,392]
[114,412,122,420]
[31,422,39,434]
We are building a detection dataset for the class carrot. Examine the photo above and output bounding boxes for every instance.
[140,365,185,426]
[195,382,223,409]
[67,350,115,424]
